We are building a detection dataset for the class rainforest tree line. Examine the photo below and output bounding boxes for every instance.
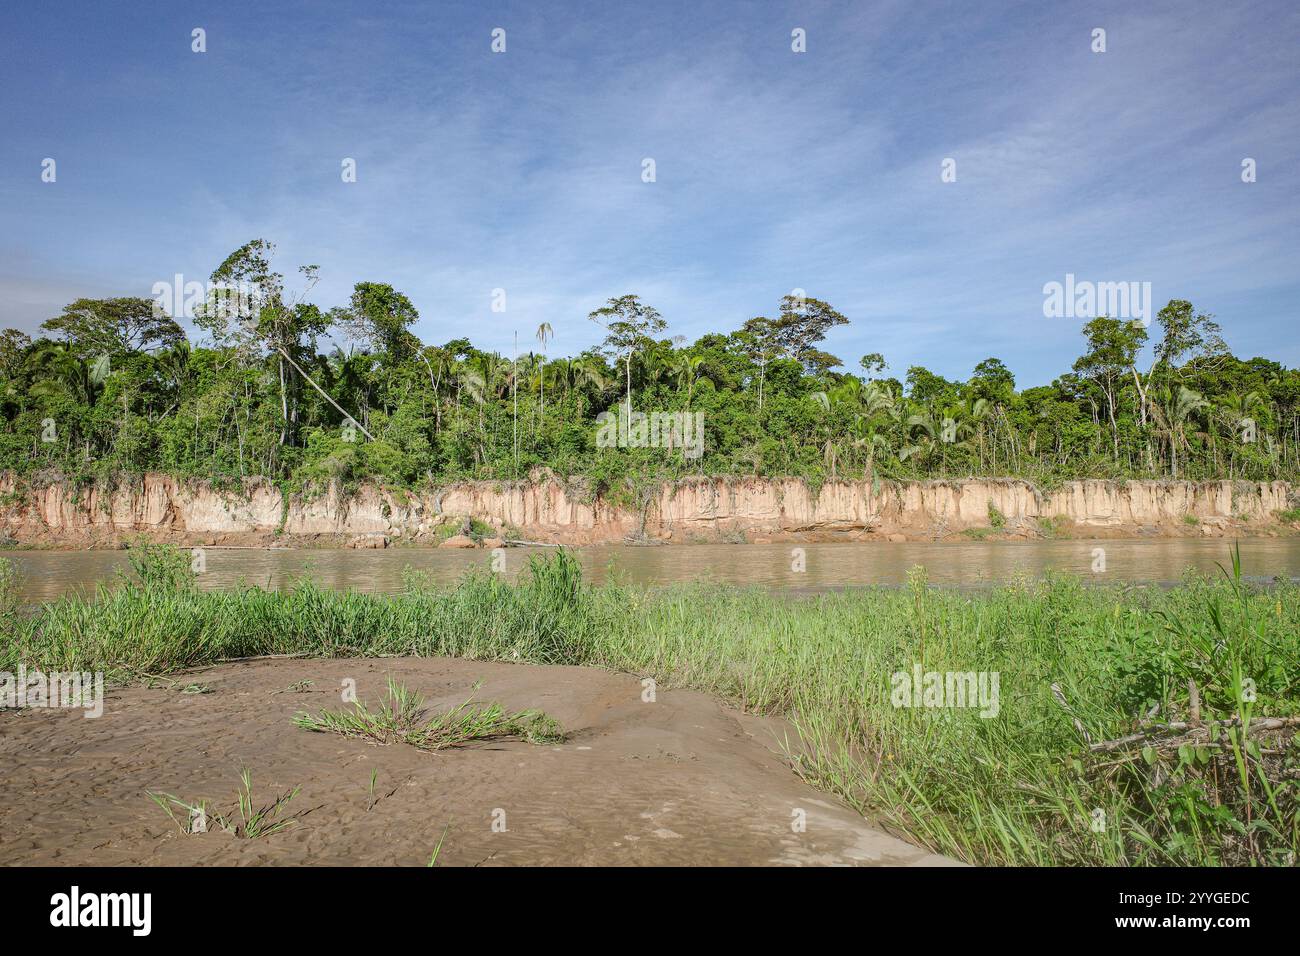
[2,239,1298,494]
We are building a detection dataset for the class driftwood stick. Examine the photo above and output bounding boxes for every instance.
[1088,715,1300,753]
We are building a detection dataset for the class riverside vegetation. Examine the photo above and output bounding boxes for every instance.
[3,239,1300,504]
[3,545,1297,866]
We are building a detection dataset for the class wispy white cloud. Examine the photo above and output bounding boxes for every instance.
[0,0,1295,385]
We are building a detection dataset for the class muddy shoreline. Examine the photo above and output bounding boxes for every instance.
[0,657,956,866]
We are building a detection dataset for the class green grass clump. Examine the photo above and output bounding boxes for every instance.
[5,546,1299,866]
[0,555,20,631]
[148,769,302,839]
[293,678,563,750]
[1036,515,1066,538]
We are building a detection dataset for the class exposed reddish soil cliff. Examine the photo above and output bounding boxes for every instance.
[1,473,1294,549]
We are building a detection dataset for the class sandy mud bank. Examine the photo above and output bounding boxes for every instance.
[0,657,953,866]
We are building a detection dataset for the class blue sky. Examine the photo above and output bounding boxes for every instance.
[1,0,1297,386]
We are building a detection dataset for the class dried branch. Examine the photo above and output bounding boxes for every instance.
[1088,716,1300,753]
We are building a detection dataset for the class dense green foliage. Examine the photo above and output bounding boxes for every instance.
[3,239,1298,494]
[3,546,1296,866]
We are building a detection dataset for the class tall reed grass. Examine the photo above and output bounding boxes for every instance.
[3,544,1296,865]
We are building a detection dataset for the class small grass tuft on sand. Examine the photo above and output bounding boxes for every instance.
[148,769,303,839]
[293,678,564,751]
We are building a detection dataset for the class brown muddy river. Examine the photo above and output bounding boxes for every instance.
[8,538,1300,604]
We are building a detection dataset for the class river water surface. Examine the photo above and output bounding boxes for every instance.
[9,537,1300,603]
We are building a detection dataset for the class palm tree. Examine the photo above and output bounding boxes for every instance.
[570,355,608,419]
[900,402,976,471]
[676,355,704,409]
[157,339,191,394]
[1218,391,1265,457]
[150,339,192,423]
[548,357,572,401]
[28,344,113,461]
[899,409,939,468]
[850,413,890,478]
[536,322,553,420]
[811,385,867,479]
[852,382,898,478]
[1151,385,1210,479]
[29,343,111,408]
[807,380,902,479]
[808,391,840,478]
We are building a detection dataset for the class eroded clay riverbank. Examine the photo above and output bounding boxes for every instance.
[2,473,1296,550]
